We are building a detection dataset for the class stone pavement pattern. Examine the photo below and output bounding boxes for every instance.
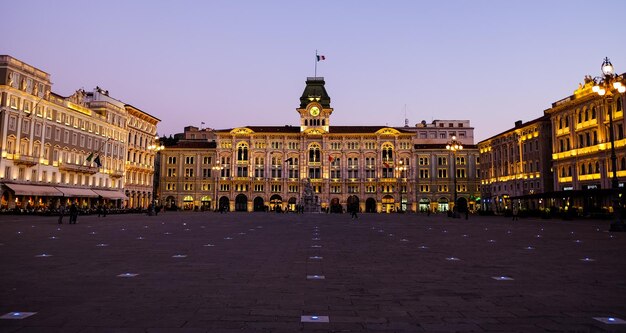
[0,212,625,332]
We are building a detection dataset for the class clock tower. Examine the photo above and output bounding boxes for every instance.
[297,77,333,132]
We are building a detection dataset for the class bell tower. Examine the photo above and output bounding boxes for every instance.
[297,77,333,132]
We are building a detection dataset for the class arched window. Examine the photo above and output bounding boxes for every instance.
[581,164,586,175]
[596,162,600,173]
[308,144,320,162]
[621,158,626,171]
[584,109,589,121]
[381,143,394,162]
[558,117,563,129]
[561,167,565,177]
[304,119,308,126]
[578,111,582,123]
[591,106,596,119]
[237,143,248,161]
[568,166,572,177]
[588,163,592,174]
[617,97,623,112]
[565,116,569,127]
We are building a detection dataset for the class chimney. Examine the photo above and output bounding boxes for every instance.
[515,120,523,128]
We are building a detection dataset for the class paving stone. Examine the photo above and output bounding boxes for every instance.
[0,212,624,332]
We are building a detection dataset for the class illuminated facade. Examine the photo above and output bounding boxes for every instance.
[158,130,217,211]
[544,76,626,213]
[0,55,159,210]
[478,117,553,212]
[159,77,481,213]
[124,104,160,208]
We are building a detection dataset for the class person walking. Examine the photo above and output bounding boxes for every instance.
[512,206,519,221]
[69,203,78,224]
[350,206,358,219]
[58,204,66,224]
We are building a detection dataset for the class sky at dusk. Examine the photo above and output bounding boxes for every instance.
[3,0,626,142]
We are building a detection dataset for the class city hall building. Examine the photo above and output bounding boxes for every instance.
[158,77,481,213]
[0,55,160,211]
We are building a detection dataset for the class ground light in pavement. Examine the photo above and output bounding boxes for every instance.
[0,312,37,320]
[593,317,626,324]
[301,315,329,323]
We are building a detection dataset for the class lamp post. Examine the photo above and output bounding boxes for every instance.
[395,160,406,213]
[592,57,626,231]
[148,136,165,210]
[446,135,463,217]
[212,161,223,212]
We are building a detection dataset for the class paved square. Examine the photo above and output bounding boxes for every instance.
[0,212,625,332]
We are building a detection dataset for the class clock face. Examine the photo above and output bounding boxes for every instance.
[309,106,320,117]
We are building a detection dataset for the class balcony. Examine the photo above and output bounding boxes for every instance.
[110,170,124,178]
[12,154,37,166]
[58,163,99,174]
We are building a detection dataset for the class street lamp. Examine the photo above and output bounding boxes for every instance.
[148,136,165,211]
[592,57,626,231]
[446,135,463,217]
[395,160,407,213]
[212,161,224,212]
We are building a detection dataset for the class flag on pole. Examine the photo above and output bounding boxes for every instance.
[285,157,293,164]
[86,152,94,162]
[383,162,390,168]
[328,156,334,162]
[316,55,326,61]
[93,155,102,168]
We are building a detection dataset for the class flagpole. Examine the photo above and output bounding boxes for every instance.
[314,50,318,78]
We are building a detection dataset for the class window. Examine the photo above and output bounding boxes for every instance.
[184,168,194,177]
[168,156,177,164]
[419,169,430,178]
[255,157,265,178]
[237,166,248,177]
[185,156,194,164]
[381,144,393,161]
[438,169,448,178]
[167,168,176,177]
[237,143,249,161]
[202,168,211,178]
[308,167,321,179]
[203,156,211,164]
[382,167,394,178]
[457,168,466,178]
[271,157,282,178]
[309,145,321,162]
[437,157,448,165]
[347,158,358,178]
[420,185,430,192]
[287,157,298,178]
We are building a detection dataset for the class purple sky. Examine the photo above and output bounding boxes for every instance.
[3,1,626,142]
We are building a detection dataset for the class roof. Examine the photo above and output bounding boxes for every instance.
[165,141,217,149]
[477,115,551,145]
[299,77,331,108]
[414,143,478,150]
[215,125,414,134]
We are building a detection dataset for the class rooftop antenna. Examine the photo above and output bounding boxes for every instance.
[404,104,409,127]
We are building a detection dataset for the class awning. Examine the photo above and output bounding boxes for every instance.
[91,189,128,200]
[54,187,99,198]
[4,183,63,196]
